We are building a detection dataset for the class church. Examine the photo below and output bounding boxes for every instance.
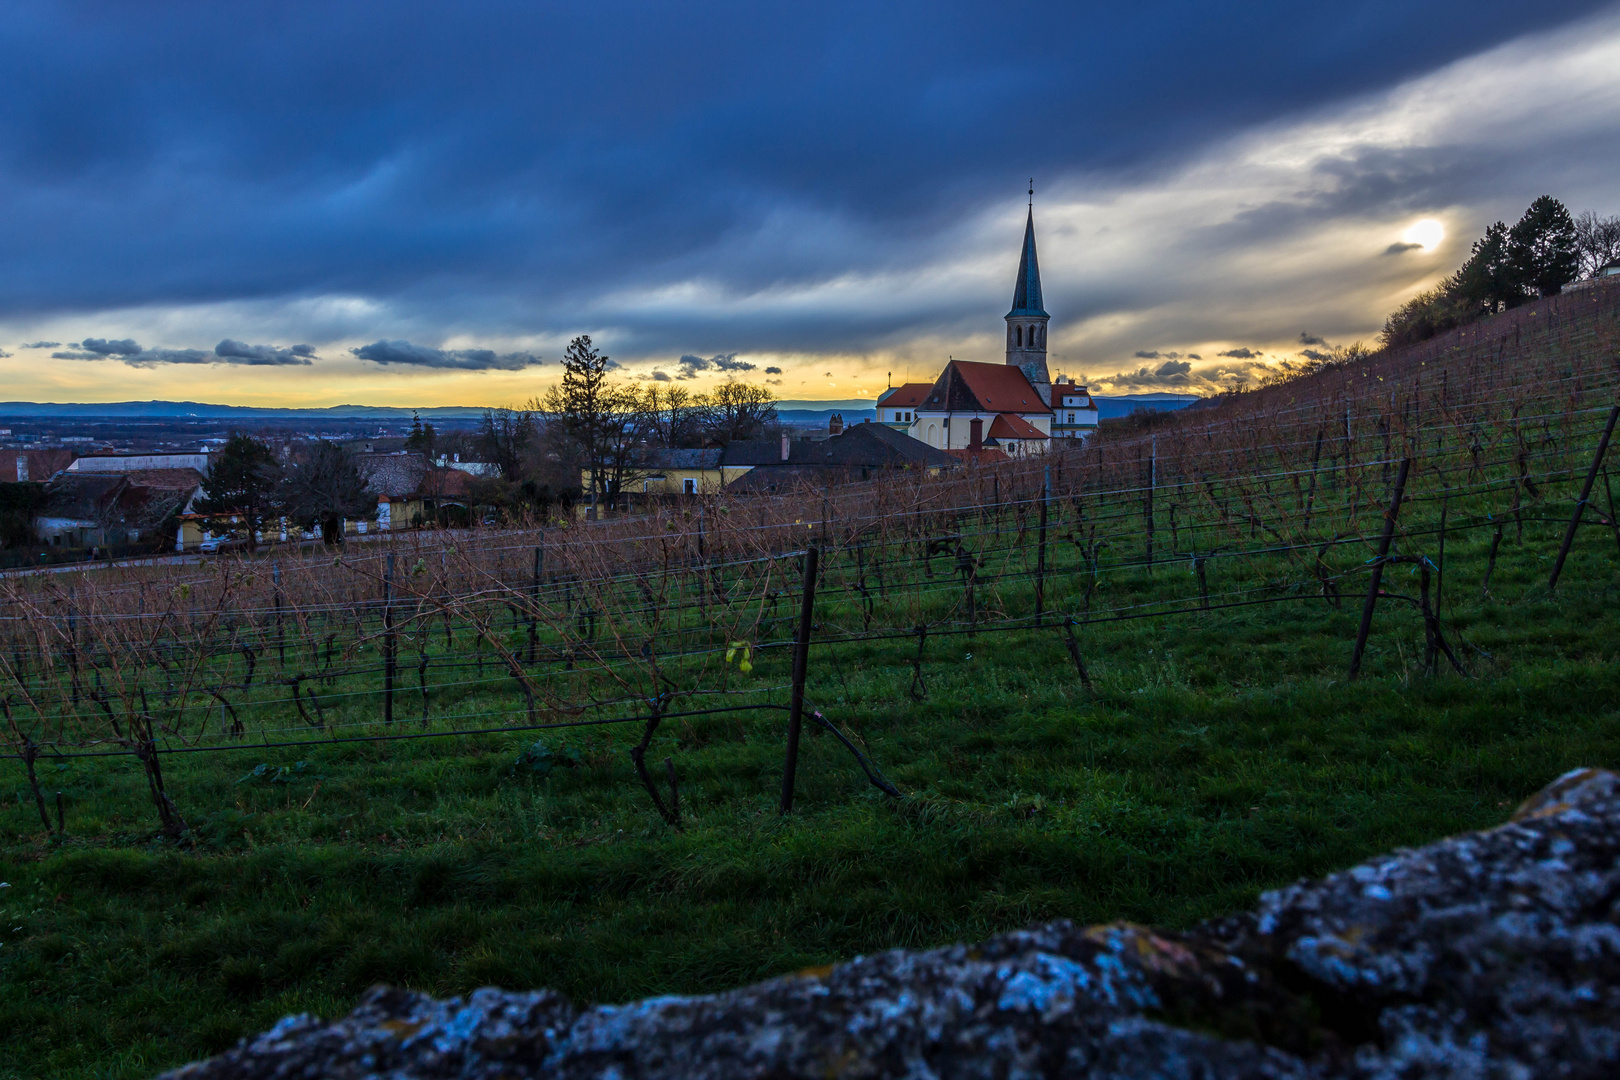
[876,201,1098,456]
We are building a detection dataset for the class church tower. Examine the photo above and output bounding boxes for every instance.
[1005,200,1051,401]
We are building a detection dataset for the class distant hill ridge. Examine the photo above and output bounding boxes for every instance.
[1152,276,1620,436]
[0,392,1201,422]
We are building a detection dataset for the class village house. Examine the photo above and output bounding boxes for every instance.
[638,448,725,496]
[907,360,1052,457]
[723,422,956,492]
[357,453,475,531]
[873,382,933,431]
[37,468,203,549]
[1049,377,1099,440]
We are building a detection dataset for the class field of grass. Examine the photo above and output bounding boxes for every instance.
[4,489,1620,1078]
[5,282,1620,1077]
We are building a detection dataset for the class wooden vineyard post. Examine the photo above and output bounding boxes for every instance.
[1035,464,1050,626]
[1348,457,1411,679]
[1145,437,1156,572]
[1549,405,1620,591]
[993,474,1001,540]
[273,562,285,668]
[779,543,819,815]
[1303,427,1324,535]
[383,552,396,724]
[528,538,543,664]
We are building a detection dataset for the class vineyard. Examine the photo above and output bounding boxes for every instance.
[5,280,1620,1078]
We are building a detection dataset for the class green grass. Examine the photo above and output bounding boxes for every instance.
[5,504,1620,1079]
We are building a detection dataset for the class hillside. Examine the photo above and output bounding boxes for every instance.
[4,281,1620,1079]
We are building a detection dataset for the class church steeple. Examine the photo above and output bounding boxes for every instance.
[1007,207,1048,319]
[1005,187,1051,395]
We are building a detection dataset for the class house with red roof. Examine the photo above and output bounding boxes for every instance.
[909,360,1052,457]
[1050,377,1099,440]
[873,381,934,431]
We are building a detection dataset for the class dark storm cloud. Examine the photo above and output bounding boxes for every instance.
[1217,347,1263,359]
[1106,359,1196,387]
[765,366,782,374]
[79,338,141,356]
[0,0,1602,347]
[1299,332,1327,345]
[215,339,316,366]
[350,340,543,370]
[1385,241,1425,254]
[675,353,755,379]
[53,337,322,365]
[20,341,60,349]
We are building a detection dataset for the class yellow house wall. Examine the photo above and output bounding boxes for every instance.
[638,468,726,495]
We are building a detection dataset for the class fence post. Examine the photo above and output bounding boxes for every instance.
[528,538,543,663]
[1030,464,1049,625]
[1145,436,1156,572]
[272,562,285,668]
[1348,457,1411,679]
[1549,405,1620,590]
[383,552,396,723]
[66,586,79,705]
[779,543,819,815]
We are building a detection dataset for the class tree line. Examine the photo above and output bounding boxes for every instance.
[1382,197,1620,347]
[479,335,779,512]
[199,335,783,539]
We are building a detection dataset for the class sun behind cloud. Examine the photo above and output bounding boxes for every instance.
[1401,218,1446,251]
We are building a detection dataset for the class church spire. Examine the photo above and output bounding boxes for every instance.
[1007,202,1048,319]
[1005,189,1051,393]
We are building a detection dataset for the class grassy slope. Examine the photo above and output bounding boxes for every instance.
[3,513,1619,1078]
[5,284,1620,1078]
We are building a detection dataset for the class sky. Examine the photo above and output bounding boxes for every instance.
[1,0,1618,406]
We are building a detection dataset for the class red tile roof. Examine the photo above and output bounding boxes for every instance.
[1050,381,1094,409]
[921,360,1051,415]
[877,382,934,409]
[123,468,205,491]
[987,413,1048,440]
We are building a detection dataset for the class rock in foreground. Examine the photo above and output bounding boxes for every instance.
[165,768,1620,1079]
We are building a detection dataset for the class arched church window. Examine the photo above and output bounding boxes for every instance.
[1015,326,1023,347]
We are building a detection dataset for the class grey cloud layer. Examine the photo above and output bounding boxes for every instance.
[349,340,544,370]
[51,338,316,366]
[674,353,756,380]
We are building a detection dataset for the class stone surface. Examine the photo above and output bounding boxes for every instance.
[164,768,1620,1079]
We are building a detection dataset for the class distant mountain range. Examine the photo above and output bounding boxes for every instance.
[0,392,1204,423]
[779,392,1202,424]
[0,400,494,420]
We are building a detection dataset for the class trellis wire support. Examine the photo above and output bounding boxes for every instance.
[1549,404,1620,591]
[528,537,543,664]
[383,552,396,724]
[779,543,819,815]
[1348,456,1411,679]
[1035,464,1050,626]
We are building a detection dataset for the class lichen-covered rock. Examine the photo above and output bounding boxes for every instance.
[164,768,1620,1079]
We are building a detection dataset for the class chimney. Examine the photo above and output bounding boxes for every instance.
[969,418,983,450]
[780,432,790,461]
[15,455,27,482]
[828,412,844,436]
